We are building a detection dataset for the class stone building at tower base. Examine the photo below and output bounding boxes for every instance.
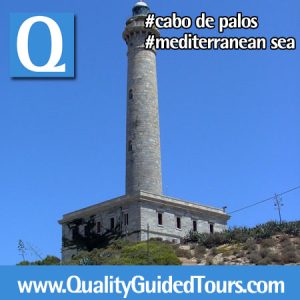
[59,191,229,262]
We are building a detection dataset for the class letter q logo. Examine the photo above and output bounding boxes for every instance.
[10,14,74,78]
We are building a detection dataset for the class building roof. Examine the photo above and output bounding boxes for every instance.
[59,191,230,224]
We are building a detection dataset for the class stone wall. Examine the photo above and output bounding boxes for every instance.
[140,201,227,242]
[60,192,229,262]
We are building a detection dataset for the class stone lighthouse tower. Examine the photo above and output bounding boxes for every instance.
[59,1,229,262]
[123,1,162,195]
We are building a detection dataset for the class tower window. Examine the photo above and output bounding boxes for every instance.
[128,89,133,100]
[84,225,89,237]
[158,213,163,226]
[124,213,129,226]
[128,140,133,152]
[210,223,214,234]
[193,220,197,232]
[72,227,79,240]
[176,217,181,229]
[96,222,101,234]
[110,218,115,230]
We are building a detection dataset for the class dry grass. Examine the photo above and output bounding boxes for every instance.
[194,245,207,258]
[175,248,193,259]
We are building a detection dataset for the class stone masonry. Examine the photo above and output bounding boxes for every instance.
[59,191,229,262]
[124,8,162,195]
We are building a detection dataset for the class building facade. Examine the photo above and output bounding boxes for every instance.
[59,2,230,262]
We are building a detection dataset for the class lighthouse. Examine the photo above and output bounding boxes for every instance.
[59,1,229,262]
[123,1,162,195]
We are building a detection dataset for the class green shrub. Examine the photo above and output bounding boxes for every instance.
[17,256,61,266]
[248,252,262,265]
[259,248,271,259]
[268,252,282,264]
[260,238,276,248]
[69,240,181,265]
[184,221,300,247]
[184,232,230,248]
[232,248,240,255]
[243,238,257,252]
[257,257,272,265]
[211,247,218,256]
[17,261,30,266]
[281,250,298,264]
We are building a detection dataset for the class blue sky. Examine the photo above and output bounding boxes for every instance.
[0,0,299,265]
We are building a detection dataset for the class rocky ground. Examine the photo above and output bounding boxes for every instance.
[175,235,300,265]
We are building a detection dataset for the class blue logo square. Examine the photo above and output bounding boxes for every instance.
[10,13,74,78]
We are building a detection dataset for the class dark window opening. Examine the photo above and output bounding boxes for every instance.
[110,218,115,230]
[158,213,163,226]
[210,223,214,234]
[176,217,181,229]
[72,227,78,240]
[96,222,101,234]
[124,213,129,226]
[129,89,133,100]
[128,140,133,152]
[84,225,89,237]
[193,220,197,232]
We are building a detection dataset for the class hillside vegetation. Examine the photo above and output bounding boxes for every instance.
[177,221,300,265]
[67,240,181,265]
[17,221,299,265]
